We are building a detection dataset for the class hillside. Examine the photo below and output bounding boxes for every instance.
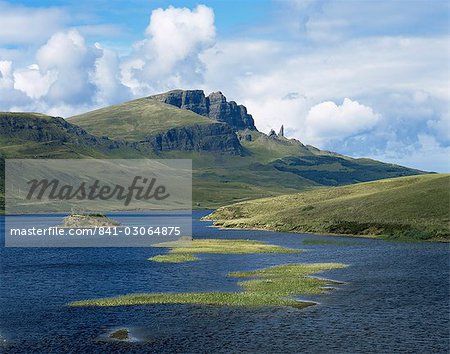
[206,174,450,241]
[69,97,215,141]
[0,90,427,209]
[0,112,148,159]
[0,113,317,210]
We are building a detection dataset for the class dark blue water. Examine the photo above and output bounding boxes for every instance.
[0,211,449,353]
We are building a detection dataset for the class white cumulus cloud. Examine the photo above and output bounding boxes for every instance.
[0,60,13,89]
[120,5,216,95]
[146,5,215,73]
[305,98,380,142]
[13,64,57,99]
[92,43,130,106]
[36,30,100,104]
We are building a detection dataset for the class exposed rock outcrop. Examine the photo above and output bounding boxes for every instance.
[207,91,256,131]
[0,113,244,156]
[109,329,130,341]
[152,90,209,116]
[152,90,257,131]
[0,112,123,149]
[141,123,244,155]
[267,125,286,139]
[239,133,252,142]
[59,214,121,228]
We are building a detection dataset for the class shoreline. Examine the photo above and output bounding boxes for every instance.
[202,217,449,243]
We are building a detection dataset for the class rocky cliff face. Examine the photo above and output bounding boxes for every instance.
[0,113,244,156]
[153,90,209,117]
[0,113,119,148]
[140,123,244,155]
[152,90,257,131]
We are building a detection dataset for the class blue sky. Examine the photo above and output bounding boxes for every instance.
[0,0,449,171]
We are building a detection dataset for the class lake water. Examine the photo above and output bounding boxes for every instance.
[0,211,449,353]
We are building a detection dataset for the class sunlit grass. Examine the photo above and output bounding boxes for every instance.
[232,263,345,296]
[149,254,199,263]
[149,238,300,263]
[167,239,300,254]
[207,174,450,241]
[69,263,346,309]
[70,97,213,141]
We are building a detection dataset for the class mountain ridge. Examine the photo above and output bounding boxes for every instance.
[151,89,257,131]
[0,89,427,209]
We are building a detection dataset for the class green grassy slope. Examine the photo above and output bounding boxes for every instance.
[0,113,318,211]
[238,130,347,161]
[163,131,424,207]
[268,155,423,186]
[0,112,154,213]
[68,96,424,194]
[238,130,315,161]
[160,151,318,208]
[0,112,149,159]
[69,97,214,141]
[0,99,427,211]
[206,174,450,241]
[237,132,424,185]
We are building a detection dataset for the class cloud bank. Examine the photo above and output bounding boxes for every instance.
[0,1,448,172]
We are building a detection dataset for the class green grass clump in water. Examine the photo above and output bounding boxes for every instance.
[231,263,345,297]
[149,254,199,263]
[68,263,346,309]
[149,238,300,263]
[167,239,299,254]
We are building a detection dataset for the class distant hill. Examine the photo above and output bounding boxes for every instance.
[0,90,427,210]
[206,174,450,241]
[70,96,215,141]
